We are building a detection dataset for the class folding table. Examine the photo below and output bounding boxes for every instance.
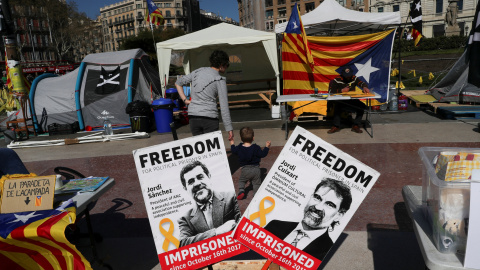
[275,92,381,139]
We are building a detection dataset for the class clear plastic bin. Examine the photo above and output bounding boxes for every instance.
[419,147,478,254]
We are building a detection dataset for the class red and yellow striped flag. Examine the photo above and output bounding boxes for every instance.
[284,3,315,71]
[145,0,165,26]
[0,200,92,270]
[282,29,395,96]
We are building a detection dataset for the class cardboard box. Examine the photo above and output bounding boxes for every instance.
[0,175,56,213]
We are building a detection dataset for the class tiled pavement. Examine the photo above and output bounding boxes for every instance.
[5,105,480,269]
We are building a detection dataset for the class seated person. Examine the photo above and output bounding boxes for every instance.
[327,66,370,134]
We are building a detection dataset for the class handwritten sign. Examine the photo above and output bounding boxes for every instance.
[0,175,55,213]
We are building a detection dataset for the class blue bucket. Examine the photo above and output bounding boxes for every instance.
[152,98,173,133]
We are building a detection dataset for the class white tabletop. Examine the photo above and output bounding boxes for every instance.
[276,92,381,103]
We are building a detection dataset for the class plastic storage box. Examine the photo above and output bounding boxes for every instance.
[419,147,477,254]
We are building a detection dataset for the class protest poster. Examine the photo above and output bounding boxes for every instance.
[232,126,380,270]
[133,131,249,270]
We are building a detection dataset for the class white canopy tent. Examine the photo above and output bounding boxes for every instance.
[156,23,280,96]
[275,0,401,35]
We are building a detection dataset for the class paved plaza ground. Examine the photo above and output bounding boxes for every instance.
[2,103,480,269]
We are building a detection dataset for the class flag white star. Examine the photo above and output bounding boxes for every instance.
[7,212,42,224]
[354,58,379,83]
[292,21,299,29]
[416,2,421,11]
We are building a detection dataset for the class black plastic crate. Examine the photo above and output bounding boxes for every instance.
[48,122,79,136]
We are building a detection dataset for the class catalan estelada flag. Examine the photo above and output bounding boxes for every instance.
[0,200,92,270]
[145,0,165,26]
[410,0,423,46]
[284,3,315,70]
[282,29,396,103]
[35,196,42,206]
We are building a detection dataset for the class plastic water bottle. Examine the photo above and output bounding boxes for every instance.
[389,92,398,111]
[103,119,113,135]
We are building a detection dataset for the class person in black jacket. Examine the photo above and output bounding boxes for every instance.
[327,66,370,134]
[264,178,352,261]
[230,127,270,200]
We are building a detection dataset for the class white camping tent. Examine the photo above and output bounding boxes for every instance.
[275,0,401,35]
[156,23,279,96]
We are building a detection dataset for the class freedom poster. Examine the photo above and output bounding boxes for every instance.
[232,126,380,270]
[133,131,248,270]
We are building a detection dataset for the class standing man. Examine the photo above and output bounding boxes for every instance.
[327,66,370,134]
[177,160,241,247]
[175,50,234,141]
[264,178,352,261]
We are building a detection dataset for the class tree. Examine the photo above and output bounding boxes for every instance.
[120,27,185,61]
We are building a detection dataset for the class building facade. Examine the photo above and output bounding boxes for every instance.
[369,0,478,37]
[8,2,57,62]
[100,0,201,52]
[238,0,478,38]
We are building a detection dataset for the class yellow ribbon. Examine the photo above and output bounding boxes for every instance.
[159,218,179,252]
[419,76,423,84]
[249,196,275,227]
[429,72,435,80]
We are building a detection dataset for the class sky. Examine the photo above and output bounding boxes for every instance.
[72,0,239,22]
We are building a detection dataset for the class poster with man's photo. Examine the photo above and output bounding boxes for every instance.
[232,126,380,270]
[133,131,249,269]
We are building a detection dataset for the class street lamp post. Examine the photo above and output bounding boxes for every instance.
[28,23,36,61]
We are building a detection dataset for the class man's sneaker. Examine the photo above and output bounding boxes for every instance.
[237,192,245,200]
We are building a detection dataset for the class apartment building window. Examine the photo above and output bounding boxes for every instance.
[266,10,273,19]
[165,3,171,7]
[305,2,315,12]
[378,7,383,12]
[137,4,142,8]
[166,10,171,17]
[177,10,181,16]
[278,7,286,17]
[157,3,162,7]
[436,0,442,13]
[458,0,463,10]
[278,0,286,5]
[176,3,181,7]
[265,0,273,7]
[393,5,399,11]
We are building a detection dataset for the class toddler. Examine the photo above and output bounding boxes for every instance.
[230,127,271,200]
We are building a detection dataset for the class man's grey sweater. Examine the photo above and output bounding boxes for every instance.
[175,67,232,132]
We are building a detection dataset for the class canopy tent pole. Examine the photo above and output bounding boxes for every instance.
[75,62,87,130]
